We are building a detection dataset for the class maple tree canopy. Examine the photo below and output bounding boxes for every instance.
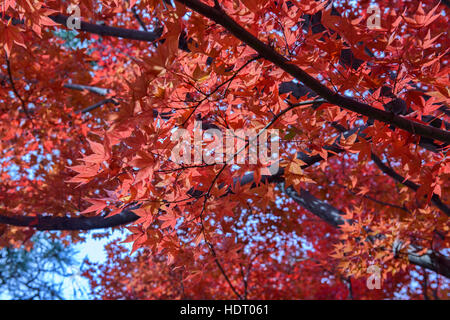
[0,0,449,299]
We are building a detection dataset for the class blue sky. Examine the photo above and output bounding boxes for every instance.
[61,230,131,299]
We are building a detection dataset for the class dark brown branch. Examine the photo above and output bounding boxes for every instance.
[205,235,243,299]
[64,83,118,114]
[0,209,138,231]
[182,55,261,125]
[5,56,31,119]
[371,153,450,217]
[131,6,148,32]
[63,83,109,96]
[64,83,171,118]
[49,14,163,42]
[5,14,162,42]
[330,123,449,216]
[332,181,410,213]
[77,98,119,114]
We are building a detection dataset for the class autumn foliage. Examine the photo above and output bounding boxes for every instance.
[0,0,449,299]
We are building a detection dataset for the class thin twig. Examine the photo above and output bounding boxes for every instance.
[182,55,261,126]
[5,55,32,120]
[131,6,148,32]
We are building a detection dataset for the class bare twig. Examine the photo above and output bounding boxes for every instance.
[5,55,32,120]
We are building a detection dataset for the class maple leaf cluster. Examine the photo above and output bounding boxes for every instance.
[0,0,449,299]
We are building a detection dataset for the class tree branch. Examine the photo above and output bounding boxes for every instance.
[48,14,163,42]
[371,153,450,216]
[130,6,149,32]
[77,98,119,114]
[330,123,449,216]
[63,83,110,96]
[0,210,138,231]
[5,14,162,42]
[5,55,32,119]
